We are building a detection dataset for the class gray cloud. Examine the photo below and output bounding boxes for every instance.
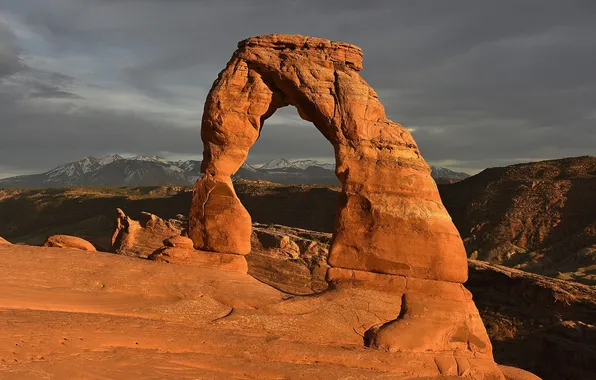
[0,23,21,79]
[0,92,201,174]
[0,0,595,177]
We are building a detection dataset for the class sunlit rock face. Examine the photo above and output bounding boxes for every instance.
[190,34,466,281]
[188,34,510,379]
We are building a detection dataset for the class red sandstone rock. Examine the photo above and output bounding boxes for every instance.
[0,236,11,245]
[326,267,407,293]
[190,34,467,282]
[43,235,96,251]
[187,34,507,378]
[148,247,248,273]
[249,224,330,295]
[163,235,194,249]
[188,177,251,254]
[368,277,492,355]
[111,208,182,258]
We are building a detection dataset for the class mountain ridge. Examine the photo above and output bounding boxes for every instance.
[0,155,469,188]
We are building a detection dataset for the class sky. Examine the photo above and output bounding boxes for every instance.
[0,0,595,178]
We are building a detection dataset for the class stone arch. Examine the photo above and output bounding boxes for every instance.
[189,34,468,283]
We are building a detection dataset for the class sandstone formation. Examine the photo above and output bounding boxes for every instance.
[42,235,96,251]
[248,223,330,294]
[188,34,504,378]
[149,247,248,273]
[439,156,596,284]
[249,224,593,380]
[190,34,467,282]
[0,236,10,245]
[189,176,252,254]
[163,235,194,249]
[111,208,183,258]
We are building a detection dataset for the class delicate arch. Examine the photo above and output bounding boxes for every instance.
[189,34,468,283]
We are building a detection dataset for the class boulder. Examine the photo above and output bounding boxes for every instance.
[111,208,182,258]
[42,235,96,252]
[163,235,194,249]
[149,247,248,273]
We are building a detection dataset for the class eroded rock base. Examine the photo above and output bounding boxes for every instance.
[328,267,499,378]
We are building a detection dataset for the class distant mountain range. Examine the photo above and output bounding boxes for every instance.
[0,156,469,188]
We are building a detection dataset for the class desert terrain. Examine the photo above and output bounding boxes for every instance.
[1,244,422,379]
[1,176,595,379]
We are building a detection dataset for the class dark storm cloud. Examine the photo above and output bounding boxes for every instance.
[0,21,80,101]
[0,92,201,173]
[0,0,595,177]
[0,23,21,79]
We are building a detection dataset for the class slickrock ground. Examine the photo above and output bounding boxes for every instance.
[0,244,506,380]
[440,156,596,284]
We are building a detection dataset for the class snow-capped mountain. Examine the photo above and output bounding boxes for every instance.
[430,166,470,182]
[259,158,335,171]
[291,159,335,170]
[44,156,103,185]
[131,155,171,165]
[0,155,470,188]
[259,158,295,170]
[241,162,258,172]
[0,155,198,188]
[98,154,124,166]
[174,160,201,173]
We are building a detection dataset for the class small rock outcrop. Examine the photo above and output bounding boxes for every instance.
[42,235,96,251]
[188,34,508,378]
[163,235,194,249]
[249,223,330,294]
[0,236,11,245]
[111,209,249,272]
[111,209,183,258]
[149,247,248,273]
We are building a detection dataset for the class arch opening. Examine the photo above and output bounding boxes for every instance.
[245,106,336,173]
